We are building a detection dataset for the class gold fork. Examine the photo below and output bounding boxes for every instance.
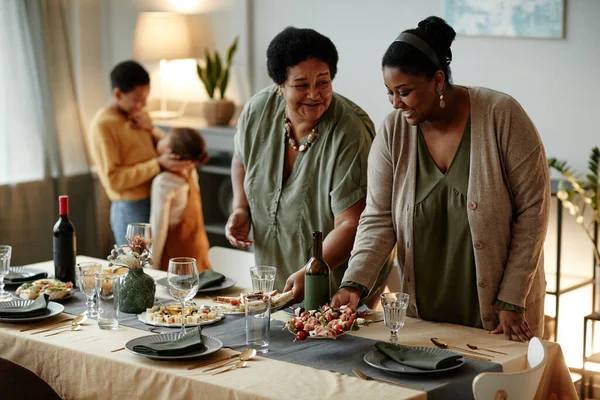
[352,368,423,391]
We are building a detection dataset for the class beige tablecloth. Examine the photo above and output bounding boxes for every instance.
[0,257,577,399]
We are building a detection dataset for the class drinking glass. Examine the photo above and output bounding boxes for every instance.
[245,293,271,354]
[76,262,102,318]
[0,246,12,301]
[95,273,120,330]
[380,292,410,345]
[167,257,199,336]
[126,223,153,247]
[249,266,276,293]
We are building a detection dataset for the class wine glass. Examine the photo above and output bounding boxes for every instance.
[0,246,12,301]
[380,292,410,345]
[76,262,102,317]
[126,223,153,247]
[167,257,199,336]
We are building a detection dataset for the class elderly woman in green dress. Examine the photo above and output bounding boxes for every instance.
[226,26,391,304]
[331,16,549,342]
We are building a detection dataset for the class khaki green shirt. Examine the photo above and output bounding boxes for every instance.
[234,85,375,291]
[413,119,483,328]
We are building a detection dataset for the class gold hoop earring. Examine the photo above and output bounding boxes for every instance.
[437,88,445,109]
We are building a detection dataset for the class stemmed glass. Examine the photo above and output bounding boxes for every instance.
[380,292,410,345]
[0,246,12,301]
[167,257,199,337]
[76,262,102,318]
[126,223,153,248]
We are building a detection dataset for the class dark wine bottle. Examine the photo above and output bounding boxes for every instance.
[303,231,330,311]
[53,195,76,285]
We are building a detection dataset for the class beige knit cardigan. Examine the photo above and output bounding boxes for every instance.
[343,86,550,332]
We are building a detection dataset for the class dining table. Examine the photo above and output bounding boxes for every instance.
[0,256,577,399]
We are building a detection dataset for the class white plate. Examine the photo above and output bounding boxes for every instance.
[137,309,224,327]
[156,276,237,294]
[364,348,465,376]
[125,333,223,360]
[4,267,49,286]
[0,300,64,323]
[286,325,351,340]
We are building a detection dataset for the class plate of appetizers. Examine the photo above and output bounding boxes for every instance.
[285,305,366,341]
[214,290,294,314]
[138,302,224,327]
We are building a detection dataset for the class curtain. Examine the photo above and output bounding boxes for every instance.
[0,0,111,265]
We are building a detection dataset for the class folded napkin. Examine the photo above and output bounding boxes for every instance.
[0,295,49,318]
[4,269,48,283]
[133,327,207,356]
[197,270,225,289]
[375,341,463,370]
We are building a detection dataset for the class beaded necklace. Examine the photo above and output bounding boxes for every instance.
[284,114,318,152]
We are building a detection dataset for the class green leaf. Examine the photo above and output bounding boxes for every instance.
[204,49,215,98]
[218,69,229,100]
[226,36,239,66]
[214,52,223,89]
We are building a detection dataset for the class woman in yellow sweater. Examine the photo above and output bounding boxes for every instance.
[90,61,193,245]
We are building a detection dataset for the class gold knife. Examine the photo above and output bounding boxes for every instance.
[20,318,73,333]
[188,353,239,370]
[30,319,75,335]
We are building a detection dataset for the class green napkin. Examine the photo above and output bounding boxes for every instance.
[375,342,463,370]
[133,326,207,356]
[4,269,48,283]
[197,270,225,289]
[0,295,49,318]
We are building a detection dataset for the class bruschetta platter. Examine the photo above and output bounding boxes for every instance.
[214,289,294,314]
[137,302,224,327]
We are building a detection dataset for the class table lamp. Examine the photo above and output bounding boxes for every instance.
[133,12,196,119]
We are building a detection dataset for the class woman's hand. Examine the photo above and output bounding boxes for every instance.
[225,208,254,248]
[490,309,534,342]
[283,270,305,304]
[330,287,361,310]
[130,113,153,132]
[157,149,195,172]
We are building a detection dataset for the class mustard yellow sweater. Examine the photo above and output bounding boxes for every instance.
[89,108,161,201]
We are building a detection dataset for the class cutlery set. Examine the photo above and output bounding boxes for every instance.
[430,337,507,360]
[25,314,87,337]
[183,348,257,375]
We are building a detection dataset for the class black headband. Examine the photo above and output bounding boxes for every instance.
[394,32,441,68]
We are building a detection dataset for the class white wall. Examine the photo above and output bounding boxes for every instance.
[100,0,252,106]
[251,0,600,172]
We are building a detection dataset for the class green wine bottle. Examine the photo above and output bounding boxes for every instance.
[303,231,330,311]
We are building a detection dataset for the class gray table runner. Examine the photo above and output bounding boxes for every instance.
[59,292,501,399]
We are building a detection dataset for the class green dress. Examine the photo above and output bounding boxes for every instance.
[413,119,483,328]
[234,85,377,291]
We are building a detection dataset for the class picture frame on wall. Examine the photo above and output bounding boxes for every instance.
[444,0,565,39]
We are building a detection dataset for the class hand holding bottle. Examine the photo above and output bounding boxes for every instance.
[283,269,305,305]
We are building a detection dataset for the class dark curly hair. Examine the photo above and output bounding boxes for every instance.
[110,60,150,93]
[266,27,338,85]
[169,127,209,165]
[382,16,456,85]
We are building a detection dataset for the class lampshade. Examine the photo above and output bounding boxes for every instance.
[133,12,195,61]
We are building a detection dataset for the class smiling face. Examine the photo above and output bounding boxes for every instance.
[383,67,444,125]
[114,84,150,116]
[280,59,333,124]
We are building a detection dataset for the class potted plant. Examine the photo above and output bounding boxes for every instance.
[107,236,156,314]
[196,36,238,126]
[549,148,600,308]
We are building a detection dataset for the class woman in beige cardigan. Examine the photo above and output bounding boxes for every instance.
[331,16,549,342]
